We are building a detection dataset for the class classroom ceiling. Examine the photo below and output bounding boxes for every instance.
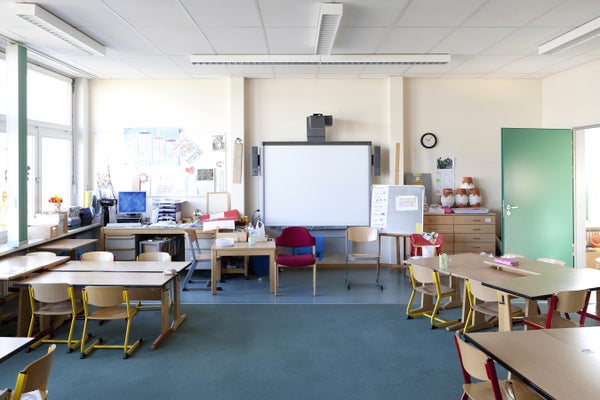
[1,0,600,79]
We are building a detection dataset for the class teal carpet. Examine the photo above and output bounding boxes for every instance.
[0,304,463,399]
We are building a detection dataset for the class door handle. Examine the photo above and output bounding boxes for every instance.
[505,204,519,216]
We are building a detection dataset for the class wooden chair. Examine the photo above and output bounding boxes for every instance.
[454,332,541,400]
[345,226,382,290]
[274,226,317,296]
[80,251,114,262]
[523,290,590,329]
[406,262,459,328]
[0,344,56,400]
[26,252,58,257]
[27,283,84,353]
[181,229,212,291]
[80,286,142,359]
[131,252,172,309]
[463,279,523,333]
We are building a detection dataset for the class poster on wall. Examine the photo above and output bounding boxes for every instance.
[434,157,455,197]
[120,129,227,197]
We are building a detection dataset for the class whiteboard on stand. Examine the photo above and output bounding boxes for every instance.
[371,185,424,234]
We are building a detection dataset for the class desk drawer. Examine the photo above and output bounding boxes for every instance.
[454,242,495,253]
[424,223,454,234]
[454,224,495,234]
[454,233,495,243]
[453,215,495,225]
[105,235,136,249]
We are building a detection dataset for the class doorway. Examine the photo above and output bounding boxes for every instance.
[574,125,600,268]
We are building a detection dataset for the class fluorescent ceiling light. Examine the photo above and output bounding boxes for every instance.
[539,16,600,55]
[315,3,343,55]
[190,54,450,65]
[14,3,105,56]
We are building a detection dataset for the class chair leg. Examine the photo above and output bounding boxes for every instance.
[313,265,317,296]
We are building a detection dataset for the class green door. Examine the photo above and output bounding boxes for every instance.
[501,128,573,265]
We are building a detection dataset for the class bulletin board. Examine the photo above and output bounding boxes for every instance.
[371,185,424,234]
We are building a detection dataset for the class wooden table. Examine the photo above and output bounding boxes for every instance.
[0,336,35,363]
[51,260,190,273]
[16,269,186,350]
[211,240,276,294]
[407,253,577,332]
[0,255,70,280]
[34,238,98,260]
[466,327,600,399]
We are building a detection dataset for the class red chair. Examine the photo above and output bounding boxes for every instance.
[523,290,590,329]
[409,233,443,257]
[274,227,317,296]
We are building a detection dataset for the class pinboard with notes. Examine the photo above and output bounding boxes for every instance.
[371,185,424,234]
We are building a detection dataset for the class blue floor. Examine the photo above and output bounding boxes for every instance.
[180,267,415,304]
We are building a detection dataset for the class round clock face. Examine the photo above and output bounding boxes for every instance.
[420,132,437,149]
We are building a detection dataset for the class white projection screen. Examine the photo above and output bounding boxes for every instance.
[261,141,372,227]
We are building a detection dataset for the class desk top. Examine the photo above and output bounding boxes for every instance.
[35,238,98,251]
[16,270,176,287]
[0,255,70,280]
[52,260,190,273]
[466,327,600,399]
[211,240,276,252]
[0,337,35,363]
[408,253,600,300]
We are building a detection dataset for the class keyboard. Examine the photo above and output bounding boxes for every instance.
[105,222,143,228]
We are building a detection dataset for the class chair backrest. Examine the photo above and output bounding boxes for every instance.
[83,286,127,307]
[81,251,114,262]
[409,233,443,257]
[502,253,525,259]
[454,332,502,400]
[536,257,566,266]
[467,279,498,303]
[29,283,71,304]
[410,263,435,284]
[26,251,57,257]
[138,251,171,262]
[552,290,590,314]
[11,344,56,400]
[347,226,378,243]
[275,226,315,248]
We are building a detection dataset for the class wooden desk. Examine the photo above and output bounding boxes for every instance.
[211,240,276,295]
[0,255,70,280]
[407,253,569,332]
[51,260,190,273]
[16,269,185,350]
[0,337,35,363]
[34,238,98,259]
[466,327,600,399]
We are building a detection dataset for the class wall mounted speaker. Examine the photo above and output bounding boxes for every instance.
[251,146,260,176]
[373,145,381,176]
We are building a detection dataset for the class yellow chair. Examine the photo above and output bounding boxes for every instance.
[523,290,590,329]
[80,251,114,262]
[0,344,56,400]
[454,332,541,400]
[27,283,84,353]
[131,251,172,309]
[463,279,523,334]
[406,262,460,328]
[345,226,382,290]
[80,286,142,359]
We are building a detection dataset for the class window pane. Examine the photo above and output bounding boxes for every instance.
[0,59,6,116]
[40,135,71,212]
[27,68,72,125]
[0,131,7,230]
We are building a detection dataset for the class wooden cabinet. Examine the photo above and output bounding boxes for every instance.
[423,213,496,255]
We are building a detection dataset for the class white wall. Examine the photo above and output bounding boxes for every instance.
[403,79,542,215]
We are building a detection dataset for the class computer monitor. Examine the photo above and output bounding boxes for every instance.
[117,191,147,216]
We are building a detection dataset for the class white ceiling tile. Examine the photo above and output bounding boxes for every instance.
[335,28,392,54]
[203,28,268,53]
[528,0,600,27]
[433,28,516,55]
[396,0,487,27]
[181,0,262,27]
[449,55,522,74]
[495,54,571,74]
[103,0,194,28]
[464,0,564,27]
[483,28,566,55]
[265,28,315,54]
[258,0,321,28]
[378,28,453,53]
[339,0,410,27]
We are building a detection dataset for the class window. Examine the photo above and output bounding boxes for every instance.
[0,56,72,237]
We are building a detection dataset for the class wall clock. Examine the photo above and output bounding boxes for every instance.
[420,132,437,149]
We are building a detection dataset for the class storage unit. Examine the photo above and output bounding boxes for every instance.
[104,234,136,260]
[423,213,496,255]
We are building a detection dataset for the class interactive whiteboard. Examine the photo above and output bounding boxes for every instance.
[261,142,372,227]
